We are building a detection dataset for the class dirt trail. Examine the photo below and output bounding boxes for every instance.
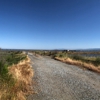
[27,54,100,100]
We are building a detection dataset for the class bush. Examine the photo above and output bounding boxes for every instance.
[5,53,26,66]
[92,57,100,66]
[0,61,8,77]
[71,55,84,61]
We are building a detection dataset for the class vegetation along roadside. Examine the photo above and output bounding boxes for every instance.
[0,51,34,100]
[31,50,100,73]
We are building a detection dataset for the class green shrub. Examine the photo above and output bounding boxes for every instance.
[71,55,84,61]
[0,61,8,77]
[5,53,26,66]
[92,57,100,66]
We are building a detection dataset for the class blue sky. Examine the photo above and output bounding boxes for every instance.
[0,0,100,49]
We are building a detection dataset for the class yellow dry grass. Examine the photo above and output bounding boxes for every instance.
[0,56,34,100]
[55,57,100,73]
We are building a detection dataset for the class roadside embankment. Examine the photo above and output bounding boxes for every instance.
[55,57,100,73]
[0,54,34,100]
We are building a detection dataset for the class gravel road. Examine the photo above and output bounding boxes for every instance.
[27,54,100,100]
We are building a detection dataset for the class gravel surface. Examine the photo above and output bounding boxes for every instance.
[27,54,100,100]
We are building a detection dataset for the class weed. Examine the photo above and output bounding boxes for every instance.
[0,51,29,100]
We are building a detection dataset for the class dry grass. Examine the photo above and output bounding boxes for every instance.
[55,57,100,73]
[0,56,34,100]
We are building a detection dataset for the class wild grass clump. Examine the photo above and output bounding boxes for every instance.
[92,57,100,66]
[0,60,15,100]
[69,55,100,67]
[6,52,26,66]
[0,51,31,100]
[70,55,84,61]
[8,57,34,100]
[0,61,8,77]
[55,57,100,73]
[50,52,68,59]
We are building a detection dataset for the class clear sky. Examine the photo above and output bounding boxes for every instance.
[0,0,100,50]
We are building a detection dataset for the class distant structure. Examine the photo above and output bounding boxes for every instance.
[63,50,70,53]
